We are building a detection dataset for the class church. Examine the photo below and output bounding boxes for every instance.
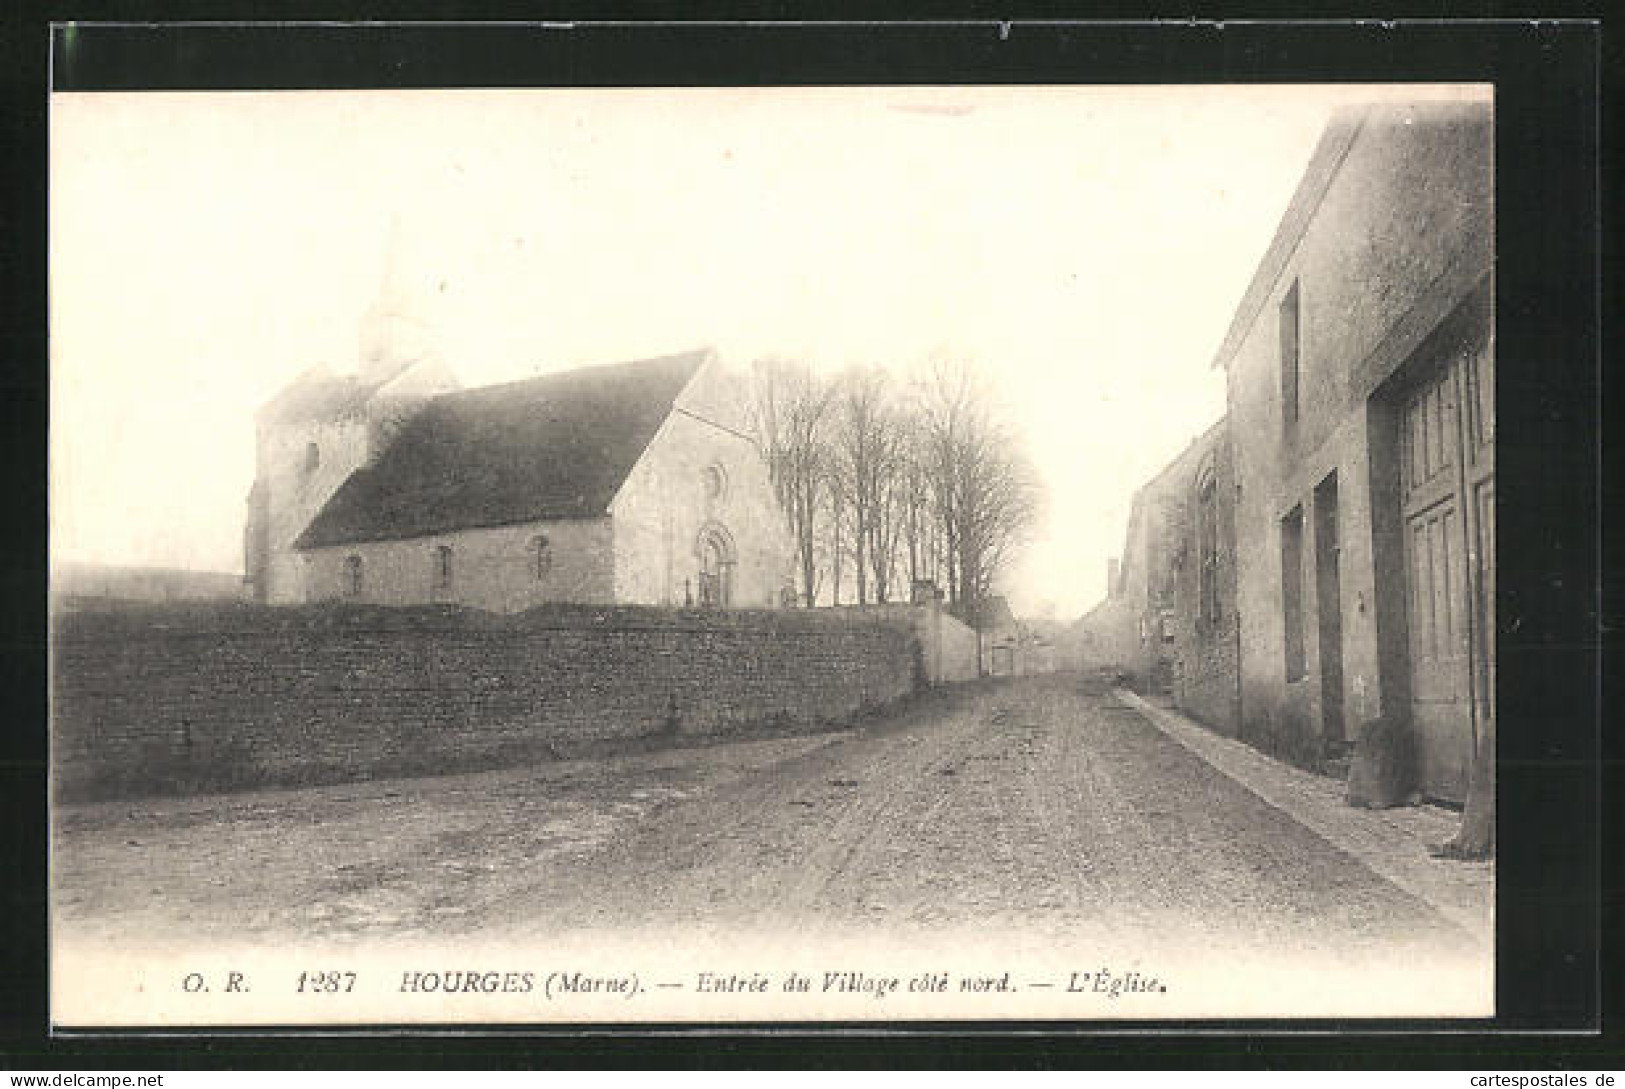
[243,248,794,613]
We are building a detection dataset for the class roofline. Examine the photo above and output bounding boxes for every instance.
[605,348,722,518]
[436,346,714,404]
[294,346,715,549]
[1112,412,1229,598]
[294,510,613,552]
[1122,412,1227,532]
[1138,415,1228,498]
[1209,106,1368,372]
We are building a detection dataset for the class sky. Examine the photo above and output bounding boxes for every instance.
[49,84,1479,619]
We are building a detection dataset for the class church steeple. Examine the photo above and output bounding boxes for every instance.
[359,214,438,382]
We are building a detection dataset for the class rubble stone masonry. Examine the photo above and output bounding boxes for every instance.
[51,602,919,802]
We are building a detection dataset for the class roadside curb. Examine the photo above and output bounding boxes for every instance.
[1113,687,1494,946]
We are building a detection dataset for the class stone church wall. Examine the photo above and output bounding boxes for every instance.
[300,518,615,612]
[51,602,920,803]
[610,362,795,609]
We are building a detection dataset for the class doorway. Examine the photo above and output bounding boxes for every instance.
[1313,471,1345,745]
[696,524,736,609]
[1398,339,1494,803]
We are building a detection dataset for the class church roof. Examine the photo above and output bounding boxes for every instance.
[295,349,709,549]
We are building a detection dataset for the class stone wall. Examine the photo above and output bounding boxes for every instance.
[1168,424,1242,736]
[838,603,978,685]
[301,518,616,612]
[51,602,920,803]
[610,361,795,610]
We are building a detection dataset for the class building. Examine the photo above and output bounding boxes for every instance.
[1076,98,1492,805]
[1161,421,1241,733]
[252,349,795,613]
[955,595,1055,677]
[1071,419,1238,733]
[1217,98,1492,801]
[243,232,464,604]
[242,355,458,604]
[243,261,795,614]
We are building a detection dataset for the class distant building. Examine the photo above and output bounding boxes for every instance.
[1071,419,1237,733]
[955,595,1055,678]
[954,595,1015,676]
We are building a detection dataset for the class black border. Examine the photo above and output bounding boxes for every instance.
[4,11,1610,1070]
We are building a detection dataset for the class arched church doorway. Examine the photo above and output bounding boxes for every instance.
[696,524,736,609]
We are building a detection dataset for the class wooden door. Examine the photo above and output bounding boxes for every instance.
[1401,341,1494,803]
[1462,339,1496,755]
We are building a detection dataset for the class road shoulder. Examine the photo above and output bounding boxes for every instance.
[1113,687,1493,946]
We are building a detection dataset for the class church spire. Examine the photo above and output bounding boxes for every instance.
[359,213,438,382]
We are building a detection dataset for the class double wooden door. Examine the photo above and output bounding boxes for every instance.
[1400,339,1494,803]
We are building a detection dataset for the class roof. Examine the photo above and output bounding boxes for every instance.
[296,349,709,549]
[1206,97,1492,375]
[257,362,411,424]
[1209,106,1367,372]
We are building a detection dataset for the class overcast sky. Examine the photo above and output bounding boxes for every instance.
[49,84,1480,618]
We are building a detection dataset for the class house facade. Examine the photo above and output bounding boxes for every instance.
[1071,419,1238,736]
[1217,98,1493,801]
[1076,98,1492,804]
[248,348,795,613]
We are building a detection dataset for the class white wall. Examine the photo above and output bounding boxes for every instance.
[610,359,794,608]
[302,517,614,612]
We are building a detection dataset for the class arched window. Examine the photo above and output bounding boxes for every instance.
[433,544,453,591]
[344,554,364,598]
[701,463,728,504]
[304,441,321,475]
[530,534,552,581]
[1196,461,1220,625]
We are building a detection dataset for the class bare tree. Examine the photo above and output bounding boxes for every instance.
[830,365,907,605]
[754,356,1038,614]
[915,359,1042,610]
[826,465,846,605]
[867,456,907,603]
[748,358,834,607]
[896,412,944,593]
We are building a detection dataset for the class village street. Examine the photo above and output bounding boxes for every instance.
[55,672,1482,977]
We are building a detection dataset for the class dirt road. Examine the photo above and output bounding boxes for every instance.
[511,673,1477,965]
[54,673,1476,965]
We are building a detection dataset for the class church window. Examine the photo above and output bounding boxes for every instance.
[344,555,364,598]
[531,534,552,581]
[434,545,453,591]
[702,463,728,503]
[304,441,321,475]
